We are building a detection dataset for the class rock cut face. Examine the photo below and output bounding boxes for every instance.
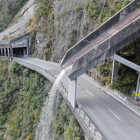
[0,0,37,40]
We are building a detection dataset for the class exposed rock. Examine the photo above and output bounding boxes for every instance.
[35,16,48,59]
[35,0,96,61]
[0,0,37,40]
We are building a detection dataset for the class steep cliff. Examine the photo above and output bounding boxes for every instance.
[0,0,37,40]
[34,0,130,61]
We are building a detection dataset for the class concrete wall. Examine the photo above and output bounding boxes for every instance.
[10,32,30,45]
[61,0,139,66]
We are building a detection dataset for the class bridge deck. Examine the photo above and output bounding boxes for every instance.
[61,8,140,80]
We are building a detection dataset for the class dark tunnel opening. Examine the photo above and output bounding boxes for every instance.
[13,47,27,56]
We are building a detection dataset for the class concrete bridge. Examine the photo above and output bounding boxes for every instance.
[13,57,140,140]
[60,0,140,108]
[1,0,140,139]
[61,0,140,80]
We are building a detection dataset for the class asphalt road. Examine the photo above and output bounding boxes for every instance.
[15,57,140,140]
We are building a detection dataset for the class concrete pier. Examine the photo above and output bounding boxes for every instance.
[111,59,119,84]
[136,72,140,101]
[68,78,77,108]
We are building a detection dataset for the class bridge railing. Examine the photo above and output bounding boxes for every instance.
[59,83,105,140]
[14,58,105,140]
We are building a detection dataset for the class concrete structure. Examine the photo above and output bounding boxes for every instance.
[14,57,140,140]
[1,1,140,139]
[0,32,31,59]
[111,59,119,84]
[0,40,12,60]
[136,72,140,101]
[112,54,140,101]
[60,0,140,112]
[61,0,140,81]
[10,32,31,56]
[68,78,77,108]
[14,58,95,140]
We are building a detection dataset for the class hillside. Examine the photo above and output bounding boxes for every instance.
[0,0,36,40]
[0,0,139,139]
[0,61,84,140]
[0,0,29,32]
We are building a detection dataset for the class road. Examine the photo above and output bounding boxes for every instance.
[15,57,140,140]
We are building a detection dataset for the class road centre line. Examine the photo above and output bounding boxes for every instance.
[82,75,140,117]
[108,109,121,121]
[87,90,93,96]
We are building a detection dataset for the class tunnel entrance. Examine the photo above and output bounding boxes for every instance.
[13,47,28,56]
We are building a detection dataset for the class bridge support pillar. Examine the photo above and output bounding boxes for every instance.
[26,47,29,56]
[68,78,77,108]
[10,46,13,59]
[27,37,30,56]
[7,48,10,58]
[24,48,26,56]
[135,72,140,101]
[111,59,119,84]
[4,48,6,56]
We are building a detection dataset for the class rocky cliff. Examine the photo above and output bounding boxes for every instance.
[34,0,130,62]
[0,0,37,40]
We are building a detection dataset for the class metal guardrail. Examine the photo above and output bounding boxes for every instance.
[76,100,105,140]
[60,84,105,140]
[14,58,57,79]
[14,58,105,140]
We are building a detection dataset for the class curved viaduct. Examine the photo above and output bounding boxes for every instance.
[14,57,140,140]
[1,0,140,140]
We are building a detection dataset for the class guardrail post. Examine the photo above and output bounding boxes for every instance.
[79,106,81,113]
[88,119,90,127]
[83,113,85,119]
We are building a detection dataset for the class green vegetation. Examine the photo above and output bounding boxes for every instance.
[110,41,139,97]
[95,40,140,98]
[84,0,130,24]
[43,41,52,60]
[54,97,84,140]
[30,29,37,55]
[0,61,52,139]
[68,29,78,48]
[0,0,28,32]
[111,66,137,98]
[0,61,85,139]
[36,0,55,60]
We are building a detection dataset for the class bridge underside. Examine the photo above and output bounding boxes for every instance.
[61,7,140,81]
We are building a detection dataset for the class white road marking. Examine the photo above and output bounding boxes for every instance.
[82,76,100,88]
[82,75,140,117]
[108,109,121,121]
[87,90,93,96]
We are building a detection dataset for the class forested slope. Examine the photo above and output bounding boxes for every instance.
[0,0,28,32]
[0,61,84,140]
[0,61,52,139]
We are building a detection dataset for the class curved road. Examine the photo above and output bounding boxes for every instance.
[15,57,140,140]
